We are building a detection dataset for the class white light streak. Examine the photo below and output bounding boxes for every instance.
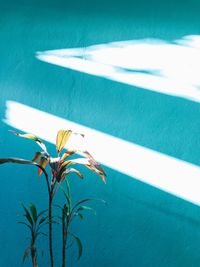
[3,100,200,206]
[36,35,200,102]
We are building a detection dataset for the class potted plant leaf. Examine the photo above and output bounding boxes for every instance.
[0,129,106,267]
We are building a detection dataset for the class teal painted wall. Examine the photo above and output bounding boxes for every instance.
[1,0,200,266]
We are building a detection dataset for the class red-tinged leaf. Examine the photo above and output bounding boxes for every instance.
[89,159,106,176]
[61,150,94,162]
[73,132,85,138]
[60,157,106,183]
[32,152,42,162]
[38,157,49,176]
[68,168,83,179]
[23,247,30,263]
[85,164,106,184]
[82,151,95,160]
[59,158,90,175]
[67,158,90,165]
[56,130,72,154]
[49,157,60,172]
[60,168,83,182]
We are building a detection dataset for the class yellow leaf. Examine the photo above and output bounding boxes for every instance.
[9,130,47,152]
[10,130,41,142]
[60,160,74,169]
[56,130,72,154]
[61,150,76,162]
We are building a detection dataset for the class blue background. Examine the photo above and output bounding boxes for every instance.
[1,0,200,266]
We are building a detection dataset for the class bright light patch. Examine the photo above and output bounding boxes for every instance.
[36,35,200,102]
[3,100,200,206]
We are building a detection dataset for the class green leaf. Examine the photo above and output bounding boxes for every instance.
[37,209,48,218]
[61,188,71,207]
[71,234,83,261]
[77,213,84,220]
[63,204,69,214]
[77,206,96,215]
[72,198,96,211]
[0,158,49,183]
[65,178,71,198]
[53,204,64,210]
[0,157,37,165]
[38,216,47,226]
[72,198,106,214]
[18,221,32,231]
[61,179,72,211]
[36,232,48,238]
[29,203,37,223]
[22,204,33,226]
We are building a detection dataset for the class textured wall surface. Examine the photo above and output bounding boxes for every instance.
[1,0,200,266]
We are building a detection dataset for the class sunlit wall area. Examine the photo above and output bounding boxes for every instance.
[1,0,200,266]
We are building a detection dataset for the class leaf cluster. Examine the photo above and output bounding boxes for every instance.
[19,203,48,263]
[56,179,106,261]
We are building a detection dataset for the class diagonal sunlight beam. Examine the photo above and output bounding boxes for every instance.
[3,100,200,206]
[36,35,200,103]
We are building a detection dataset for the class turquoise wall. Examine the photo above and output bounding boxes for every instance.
[1,0,200,266]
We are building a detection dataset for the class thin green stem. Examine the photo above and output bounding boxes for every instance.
[62,209,67,267]
[48,194,54,267]
[31,235,38,267]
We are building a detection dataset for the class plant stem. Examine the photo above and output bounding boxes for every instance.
[49,194,54,267]
[62,209,66,267]
[31,239,38,267]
